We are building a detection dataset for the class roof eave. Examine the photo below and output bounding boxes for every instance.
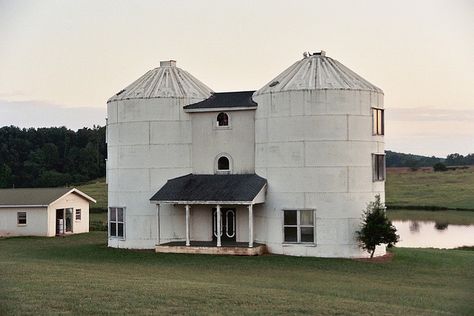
[150,200,253,205]
[184,106,257,113]
[49,188,97,205]
[0,205,48,208]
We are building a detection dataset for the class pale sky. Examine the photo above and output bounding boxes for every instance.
[0,0,473,156]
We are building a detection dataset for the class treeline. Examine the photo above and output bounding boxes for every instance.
[386,150,474,168]
[0,126,106,188]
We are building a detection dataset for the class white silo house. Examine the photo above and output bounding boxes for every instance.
[106,52,386,257]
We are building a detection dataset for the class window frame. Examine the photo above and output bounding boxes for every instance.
[17,211,27,226]
[215,153,232,174]
[372,153,386,181]
[109,207,126,239]
[282,209,316,244]
[215,112,231,129]
[372,107,385,136]
[75,209,82,221]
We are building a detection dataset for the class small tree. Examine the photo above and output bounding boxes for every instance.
[433,162,447,172]
[356,195,399,258]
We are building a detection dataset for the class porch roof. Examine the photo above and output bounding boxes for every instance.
[150,174,267,205]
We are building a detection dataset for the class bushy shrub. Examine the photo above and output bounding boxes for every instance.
[433,162,447,172]
[356,195,399,258]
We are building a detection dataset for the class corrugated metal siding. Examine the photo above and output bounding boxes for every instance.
[254,55,383,95]
[108,64,213,102]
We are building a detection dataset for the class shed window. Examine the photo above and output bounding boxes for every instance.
[75,209,81,221]
[17,212,27,225]
[372,108,384,135]
[216,112,229,127]
[283,210,314,243]
[217,156,230,171]
[373,154,385,181]
[109,207,125,238]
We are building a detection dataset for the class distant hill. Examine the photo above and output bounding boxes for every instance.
[385,151,442,168]
[386,151,474,168]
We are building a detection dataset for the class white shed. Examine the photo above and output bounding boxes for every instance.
[0,188,96,237]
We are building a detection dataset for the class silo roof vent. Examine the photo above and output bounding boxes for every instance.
[160,60,177,67]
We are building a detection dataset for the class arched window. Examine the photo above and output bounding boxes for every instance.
[217,112,229,127]
[217,156,230,171]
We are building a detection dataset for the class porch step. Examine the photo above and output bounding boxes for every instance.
[155,243,267,256]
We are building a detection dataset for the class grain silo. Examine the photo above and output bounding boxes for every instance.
[106,60,213,249]
[252,51,386,257]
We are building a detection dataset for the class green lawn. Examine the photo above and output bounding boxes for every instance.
[0,232,473,315]
[76,177,107,210]
[386,167,474,210]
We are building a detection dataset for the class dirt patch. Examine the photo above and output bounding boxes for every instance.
[354,252,394,263]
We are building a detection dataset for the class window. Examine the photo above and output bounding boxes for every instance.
[109,207,125,238]
[372,108,384,135]
[17,212,27,225]
[283,210,314,243]
[373,154,385,181]
[216,112,229,127]
[75,209,81,221]
[217,156,230,171]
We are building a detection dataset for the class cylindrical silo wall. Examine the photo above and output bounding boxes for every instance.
[107,97,204,249]
[254,89,384,257]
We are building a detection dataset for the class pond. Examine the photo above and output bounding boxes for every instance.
[387,210,474,249]
[391,220,474,249]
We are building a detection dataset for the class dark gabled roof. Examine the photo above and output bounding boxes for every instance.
[0,188,96,207]
[150,174,266,203]
[183,91,257,110]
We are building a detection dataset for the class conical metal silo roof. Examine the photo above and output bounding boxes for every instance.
[254,51,383,95]
[108,60,213,102]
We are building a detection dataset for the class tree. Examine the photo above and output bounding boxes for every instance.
[433,162,447,172]
[356,195,399,258]
[0,163,12,188]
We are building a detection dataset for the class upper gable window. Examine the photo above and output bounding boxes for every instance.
[216,112,229,127]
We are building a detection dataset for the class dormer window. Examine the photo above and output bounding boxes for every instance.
[216,112,229,127]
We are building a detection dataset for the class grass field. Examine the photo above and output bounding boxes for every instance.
[386,166,474,210]
[0,232,473,315]
[76,177,107,210]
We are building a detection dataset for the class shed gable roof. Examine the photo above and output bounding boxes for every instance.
[0,188,96,207]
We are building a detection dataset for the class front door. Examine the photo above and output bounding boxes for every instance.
[212,208,236,242]
[56,208,73,235]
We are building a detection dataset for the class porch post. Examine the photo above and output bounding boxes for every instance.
[248,204,254,248]
[185,204,190,246]
[216,204,221,247]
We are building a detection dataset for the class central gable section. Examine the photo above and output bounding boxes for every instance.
[185,91,257,175]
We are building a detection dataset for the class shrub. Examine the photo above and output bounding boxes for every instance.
[356,195,399,258]
[433,162,447,172]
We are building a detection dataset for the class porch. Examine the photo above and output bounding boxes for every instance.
[155,241,267,256]
[150,174,267,255]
